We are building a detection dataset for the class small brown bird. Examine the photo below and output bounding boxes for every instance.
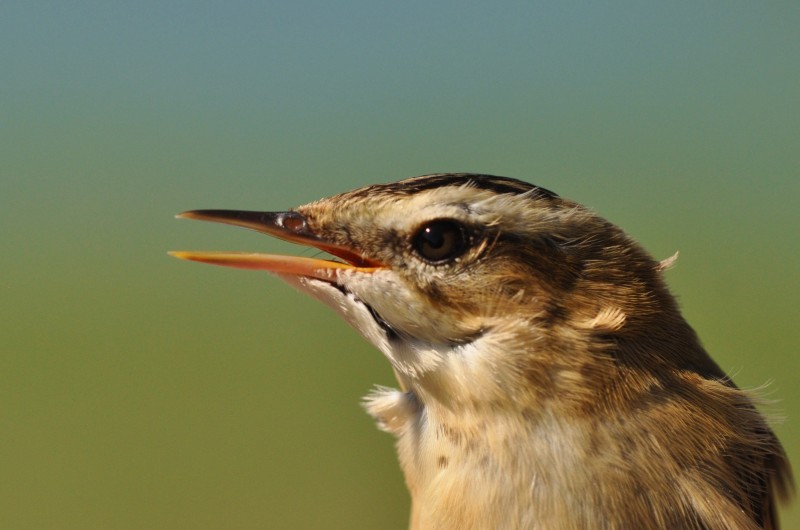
[173,174,793,529]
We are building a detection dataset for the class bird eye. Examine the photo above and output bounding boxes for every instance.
[411,220,467,263]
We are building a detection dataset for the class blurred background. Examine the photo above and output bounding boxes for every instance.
[2,1,798,528]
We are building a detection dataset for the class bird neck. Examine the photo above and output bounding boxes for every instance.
[365,310,771,529]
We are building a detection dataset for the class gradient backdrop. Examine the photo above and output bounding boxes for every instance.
[3,2,798,528]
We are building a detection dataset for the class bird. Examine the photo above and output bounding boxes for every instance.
[172,173,793,529]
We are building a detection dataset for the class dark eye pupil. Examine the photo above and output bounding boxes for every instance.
[423,226,445,248]
[412,220,467,263]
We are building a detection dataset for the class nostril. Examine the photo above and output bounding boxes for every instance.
[279,212,307,233]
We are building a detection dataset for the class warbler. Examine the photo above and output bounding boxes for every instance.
[173,173,793,529]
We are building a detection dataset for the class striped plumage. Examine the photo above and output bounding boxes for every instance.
[174,174,793,529]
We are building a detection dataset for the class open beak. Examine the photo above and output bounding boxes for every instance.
[170,209,383,281]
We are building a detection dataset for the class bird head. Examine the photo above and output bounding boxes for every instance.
[172,173,700,409]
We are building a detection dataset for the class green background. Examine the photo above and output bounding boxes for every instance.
[3,2,798,528]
